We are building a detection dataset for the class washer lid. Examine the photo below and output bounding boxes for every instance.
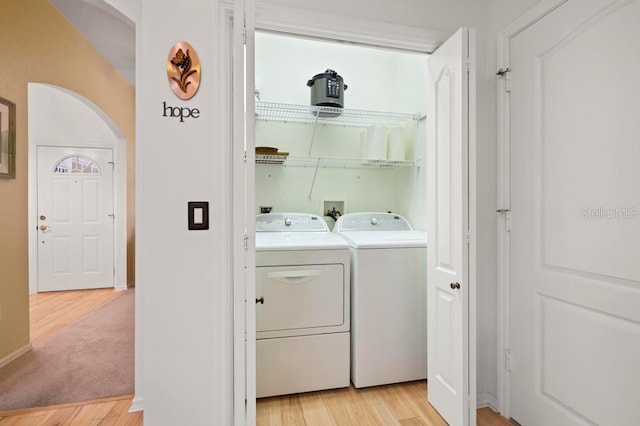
[335,212,412,232]
[256,231,349,250]
[335,230,427,249]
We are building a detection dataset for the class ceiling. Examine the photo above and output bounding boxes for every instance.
[49,0,135,85]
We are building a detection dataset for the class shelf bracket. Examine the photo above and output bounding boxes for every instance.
[308,113,320,156]
[308,158,321,200]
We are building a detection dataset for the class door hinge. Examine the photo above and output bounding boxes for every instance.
[466,230,471,246]
[497,209,511,232]
[243,232,249,251]
[242,27,248,45]
[108,213,115,219]
[496,67,511,92]
[506,348,512,372]
[466,59,471,72]
[108,161,115,169]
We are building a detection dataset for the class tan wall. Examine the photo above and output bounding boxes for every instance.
[0,0,135,360]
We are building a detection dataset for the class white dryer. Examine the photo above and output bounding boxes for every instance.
[334,212,427,388]
[255,213,350,398]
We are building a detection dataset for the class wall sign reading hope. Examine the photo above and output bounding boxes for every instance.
[163,41,202,122]
[162,102,200,122]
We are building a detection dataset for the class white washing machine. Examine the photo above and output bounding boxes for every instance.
[334,212,427,388]
[255,213,350,398]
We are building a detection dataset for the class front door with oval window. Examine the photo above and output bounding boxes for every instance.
[37,146,114,292]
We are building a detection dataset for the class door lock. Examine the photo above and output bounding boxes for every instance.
[450,282,461,290]
[39,215,47,221]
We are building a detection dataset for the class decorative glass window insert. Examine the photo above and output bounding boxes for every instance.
[53,155,101,175]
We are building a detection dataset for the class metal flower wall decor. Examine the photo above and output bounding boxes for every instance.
[167,42,201,100]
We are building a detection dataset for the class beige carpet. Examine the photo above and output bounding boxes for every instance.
[0,289,134,412]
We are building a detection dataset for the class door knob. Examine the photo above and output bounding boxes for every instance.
[39,225,49,232]
[450,282,460,290]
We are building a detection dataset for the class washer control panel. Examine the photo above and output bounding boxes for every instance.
[335,212,412,231]
[256,213,329,232]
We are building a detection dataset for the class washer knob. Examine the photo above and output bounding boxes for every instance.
[284,218,292,226]
[371,217,378,225]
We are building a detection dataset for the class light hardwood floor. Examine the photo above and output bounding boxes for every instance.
[0,289,511,425]
[257,381,511,426]
[0,394,142,425]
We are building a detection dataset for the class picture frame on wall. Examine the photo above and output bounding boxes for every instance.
[0,96,16,179]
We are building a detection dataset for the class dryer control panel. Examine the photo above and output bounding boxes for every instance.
[256,213,329,232]
[335,212,412,231]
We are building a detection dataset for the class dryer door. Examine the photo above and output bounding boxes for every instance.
[256,264,345,337]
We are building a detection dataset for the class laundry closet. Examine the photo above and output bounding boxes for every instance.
[253,30,431,399]
[254,32,428,229]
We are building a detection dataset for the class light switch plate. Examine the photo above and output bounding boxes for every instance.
[188,201,209,230]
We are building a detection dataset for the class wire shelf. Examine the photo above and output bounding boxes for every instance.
[256,154,419,169]
[255,102,423,127]
[255,154,288,165]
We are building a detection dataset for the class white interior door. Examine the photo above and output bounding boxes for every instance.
[509,1,640,424]
[37,146,114,291]
[426,27,472,426]
[233,0,256,424]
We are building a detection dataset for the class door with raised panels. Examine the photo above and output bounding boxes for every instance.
[426,27,472,426]
[510,0,640,424]
[37,146,114,292]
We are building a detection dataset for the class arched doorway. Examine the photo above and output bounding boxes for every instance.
[27,83,128,293]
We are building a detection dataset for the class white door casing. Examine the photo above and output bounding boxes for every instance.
[231,5,477,424]
[37,146,115,291]
[508,0,640,424]
[426,28,473,426]
[232,0,256,424]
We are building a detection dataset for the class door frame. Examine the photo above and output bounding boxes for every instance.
[227,2,477,423]
[495,0,568,418]
[27,83,128,293]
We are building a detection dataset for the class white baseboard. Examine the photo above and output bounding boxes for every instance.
[129,396,144,413]
[477,391,498,411]
[0,344,32,369]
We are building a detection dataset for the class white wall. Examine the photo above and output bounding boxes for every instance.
[104,0,140,25]
[137,0,232,424]
[28,85,120,145]
[263,0,487,32]
[136,0,496,423]
[255,32,425,222]
[104,0,145,412]
[256,32,426,112]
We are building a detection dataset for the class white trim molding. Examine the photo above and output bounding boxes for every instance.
[254,1,450,53]
[468,27,479,426]
[477,392,498,412]
[495,0,568,418]
[0,344,32,369]
[128,396,144,413]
